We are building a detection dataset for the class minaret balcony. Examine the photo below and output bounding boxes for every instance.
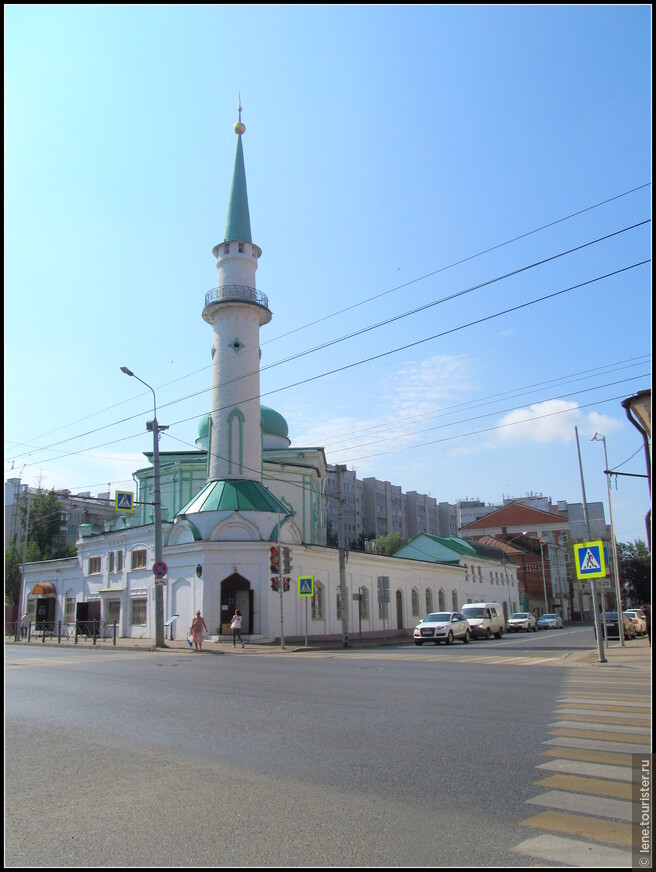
[204,284,269,309]
[202,284,271,325]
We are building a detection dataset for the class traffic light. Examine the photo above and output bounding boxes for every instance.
[283,577,290,592]
[269,546,280,575]
[282,546,291,574]
[271,577,280,592]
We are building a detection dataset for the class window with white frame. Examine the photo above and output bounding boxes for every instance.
[439,589,445,610]
[131,549,147,570]
[411,588,419,617]
[452,589,458,610]
[426,588,433,614]
[88,556,101,575]
[130,598,147,625]
[359,586,369,621]
[106,599,120,625]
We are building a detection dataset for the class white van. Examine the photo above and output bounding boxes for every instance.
[461,602,505,639]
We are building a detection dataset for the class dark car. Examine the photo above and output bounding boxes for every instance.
[594,611,635,640]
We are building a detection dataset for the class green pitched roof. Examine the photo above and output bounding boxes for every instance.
[177,479,288,516]
[223,135,252,243]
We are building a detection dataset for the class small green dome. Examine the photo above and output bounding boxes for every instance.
[260,405,289,439]
[196,406,289,450]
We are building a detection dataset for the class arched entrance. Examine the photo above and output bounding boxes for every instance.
[220,573,253,635]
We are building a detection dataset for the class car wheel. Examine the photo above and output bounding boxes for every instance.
[415,641,423,646]
[463,629,470,644]
[485,628,491,640]
[446,631,454,645]
[495,629,503,639]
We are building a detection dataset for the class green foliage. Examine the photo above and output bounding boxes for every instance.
[17,490,65,560]
[376,532,408,556]
[4,543,22,605]
[617,538,651,605]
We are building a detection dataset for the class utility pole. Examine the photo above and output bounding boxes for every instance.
[336,464,349,647]
[20,490,32,616]
[575,426,606,663]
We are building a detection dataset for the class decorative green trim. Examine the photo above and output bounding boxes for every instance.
[229,337,245,352]
[227,408,245,475]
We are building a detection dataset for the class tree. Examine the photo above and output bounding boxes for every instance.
[4,543,22,605]
[17,490,65,560]
[617,539,651,605]
[375,532,408,556]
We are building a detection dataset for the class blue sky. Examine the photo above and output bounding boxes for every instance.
[4,5,651,544]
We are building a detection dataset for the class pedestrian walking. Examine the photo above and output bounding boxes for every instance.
[20,613,29,639]
[190,610,208,651]
[642,603,651,646]
[231,609,245,648]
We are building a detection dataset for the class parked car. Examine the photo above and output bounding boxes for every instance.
[537,613,563,630]
[625,609,647,636]
[460,602,505,639]
[414,612,471,645]
[506,612,537,633]
[594,611,635,640]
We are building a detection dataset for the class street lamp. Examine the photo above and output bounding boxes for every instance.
[500,531,529,615]
[538,538,550,615]
[121,366,168,648]
[592,433,625,647]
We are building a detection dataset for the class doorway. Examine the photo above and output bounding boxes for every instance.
[220,573,253,635]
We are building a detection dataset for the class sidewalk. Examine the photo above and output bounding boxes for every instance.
[7,631,651,668]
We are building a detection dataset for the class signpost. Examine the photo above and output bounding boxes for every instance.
[152,560,168,584]
[574,540,607,660]
[115,491,135,513]
[298,576,314,647]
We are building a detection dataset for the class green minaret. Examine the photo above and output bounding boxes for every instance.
[223,100,252,243]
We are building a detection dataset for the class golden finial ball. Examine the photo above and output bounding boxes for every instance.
[234,121,246,135]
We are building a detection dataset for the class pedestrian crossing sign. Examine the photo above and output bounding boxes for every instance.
[298,576,314,597]
[573,541,606,579]
[115,490,135,513]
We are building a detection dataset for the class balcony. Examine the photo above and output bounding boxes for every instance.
[204,284,269,310]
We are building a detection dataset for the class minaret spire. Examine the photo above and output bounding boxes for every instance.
[223,95,251,243]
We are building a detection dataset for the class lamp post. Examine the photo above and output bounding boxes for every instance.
[121,366,167,648]
[538,538,549,615]
[592,433,625,646]
[500,531,529,616]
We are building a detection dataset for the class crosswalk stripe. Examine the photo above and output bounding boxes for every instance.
[540,747,633,766]
[544,736,648,753]
[554,708,650,722]
[536,759,632,782]
[513,833,630,867]
[534,773,632,799]
[549,719,651,735]
[548,726,651,743]
[557,696,650,707]
[526,789,632,821]
[520,809,633,846]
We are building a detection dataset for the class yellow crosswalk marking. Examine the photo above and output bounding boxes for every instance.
[540,747,633,766]
[520,810,632,846]
[548,727,651,743]
[534,773,632,800]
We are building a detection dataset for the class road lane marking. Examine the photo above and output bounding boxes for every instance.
[526,789,632,821]
[534,773,632,799]
[548,719,651,735]
[540,747,633,766]
[519,810,632,846]
[513,833,630,867]
[536,759,632,782]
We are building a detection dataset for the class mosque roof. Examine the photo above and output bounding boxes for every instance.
[177,479,289,516]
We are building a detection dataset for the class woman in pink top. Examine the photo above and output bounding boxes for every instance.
[190,610,208,651]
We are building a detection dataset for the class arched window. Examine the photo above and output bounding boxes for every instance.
[359,585,369,620]
[425,588,433,614]
[227,408,245,475]
[452,589,459,610]
[311,581,324,620]
[411,587,420,617]
[438,589,445,610]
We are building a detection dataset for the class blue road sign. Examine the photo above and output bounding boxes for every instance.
[573,541,606,580]
[115,490,134,513]
[298,576,314,597]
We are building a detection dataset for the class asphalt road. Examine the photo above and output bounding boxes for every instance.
[4,628,601,867]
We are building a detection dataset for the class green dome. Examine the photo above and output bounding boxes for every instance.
[196,406,289,450]
[260,405,288,439]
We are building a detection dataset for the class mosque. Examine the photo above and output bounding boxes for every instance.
[20,107,518,643]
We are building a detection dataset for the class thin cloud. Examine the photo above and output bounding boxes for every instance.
[496,400,621,444]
